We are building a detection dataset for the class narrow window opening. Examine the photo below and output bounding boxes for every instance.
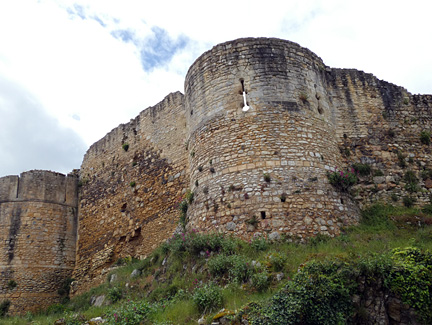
[240,79,251,112]
[340,198,344,204]
[260,211,266,219]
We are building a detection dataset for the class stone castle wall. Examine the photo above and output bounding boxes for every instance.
[72,92,188,295]
[0,170,78,314]
[327,69,432,206]
[1,37,432,313]
[184,38,360,239]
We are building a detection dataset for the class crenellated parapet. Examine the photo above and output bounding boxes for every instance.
[0,170,78,206]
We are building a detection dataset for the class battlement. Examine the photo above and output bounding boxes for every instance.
[0,170,78,206]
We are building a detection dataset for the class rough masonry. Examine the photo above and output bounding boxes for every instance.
[0,37,431,313]
[0,171,78,314]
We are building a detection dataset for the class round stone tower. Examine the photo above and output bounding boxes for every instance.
[0,170,78,315]
[184,37,359,239]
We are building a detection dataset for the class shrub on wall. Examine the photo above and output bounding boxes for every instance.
[420,130,431,145]
[403,170,419,193]
[327,168,358,192]
[352,163,371,176]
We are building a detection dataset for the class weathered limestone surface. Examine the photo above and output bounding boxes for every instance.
[184,38,360,239]
[72,92,188,295]
[0,170,78,314]
[1,37,431,314]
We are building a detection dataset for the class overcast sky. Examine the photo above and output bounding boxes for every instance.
[0,0,431,177]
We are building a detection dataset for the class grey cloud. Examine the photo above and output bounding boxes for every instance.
[0,76,87,177]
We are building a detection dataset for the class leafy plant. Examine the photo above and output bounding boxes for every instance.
[0,300,10,317]
[246,215,260,228]
[192,282,223,313]
[7,280,17,290]
[420,130,431,145]
[185,190,194,204]
[327,168,358,192]
[373,169,384,177]
[421,169,432,180]
[403,196,416,208]
[122,143,129,152]
[108,286,122,303]
[250,235,269,251]
[106,300,151,324]
[352,163,371,176]
[398,151,407,168]
[404,170,419,193]
[251,272,270,292]
[129,181,136,188]
[263,173,271,183]
[389,247,432,323]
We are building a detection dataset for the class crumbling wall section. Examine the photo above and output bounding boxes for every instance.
[72,92,188,295]
[328,68,432,207]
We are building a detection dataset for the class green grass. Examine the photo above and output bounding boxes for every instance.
[2,203,432,324]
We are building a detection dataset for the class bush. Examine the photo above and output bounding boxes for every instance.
[403,196,416,208]
[250,236,269,251]
[420,130,431,145]
[404,170,419,193]
[7,279,17,289]
[352,163,371,176]
[208,254,253,283]
[422,204,432,215]
[258,261,353,325]
[398,151,407,168]
[108,287,122,303]
[185,189,194,204]
[0,300,10,317]
[208,254,231,277]
[389,247,432,323]
[267,252,286,272]
[360,204,394,229]
[162,231,238,256]
[327,168,358,192]
[251,272,270,292]
[421,169,432,181]
[192,283,223,313]
[106,300,151,324]
[373,169,384,177]
[122,143,129,152]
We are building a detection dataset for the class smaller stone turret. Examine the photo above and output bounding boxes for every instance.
[0,170,78,315]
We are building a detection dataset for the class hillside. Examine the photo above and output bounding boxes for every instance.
[2,203,432,324]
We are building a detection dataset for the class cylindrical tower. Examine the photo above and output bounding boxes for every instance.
[0,170,78,315]
[184,37,359,239]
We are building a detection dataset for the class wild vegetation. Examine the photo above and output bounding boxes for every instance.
[2,204,432,324]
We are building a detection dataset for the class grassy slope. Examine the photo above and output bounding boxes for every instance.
[3,204,432,324]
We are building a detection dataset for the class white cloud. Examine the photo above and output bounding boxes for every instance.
[0,0,431,177]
